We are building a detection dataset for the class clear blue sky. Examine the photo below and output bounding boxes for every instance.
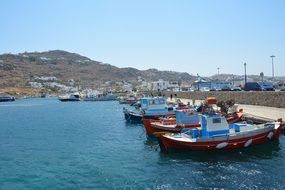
[1,0,284,76]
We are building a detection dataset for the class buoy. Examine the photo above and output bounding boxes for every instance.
[216,142,228,149]
[244,139,253,147]
[267,132,273,139]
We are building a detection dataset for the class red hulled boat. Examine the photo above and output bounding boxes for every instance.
[143,109,200,136]
[159,114,282,152]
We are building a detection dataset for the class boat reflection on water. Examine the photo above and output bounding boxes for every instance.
[144,137,161,151]
[124,121,144,128]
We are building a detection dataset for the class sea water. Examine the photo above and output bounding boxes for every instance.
[0,98,284,189]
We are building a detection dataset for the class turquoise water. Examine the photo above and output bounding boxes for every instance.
[0,98,285,190]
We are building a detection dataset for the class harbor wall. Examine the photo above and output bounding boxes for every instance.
[159,91,285,108]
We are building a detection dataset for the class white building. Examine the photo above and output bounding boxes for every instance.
[168,81,180,91]
[149,79,169,91]
[34,76,57,81]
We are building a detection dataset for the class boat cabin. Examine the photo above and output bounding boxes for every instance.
[140,97,169,115]
[201,114,229,137]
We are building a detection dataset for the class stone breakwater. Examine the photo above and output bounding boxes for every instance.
[162,91,285,108]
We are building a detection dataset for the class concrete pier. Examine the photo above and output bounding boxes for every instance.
[238,104,285,121]
[169,97,285,121]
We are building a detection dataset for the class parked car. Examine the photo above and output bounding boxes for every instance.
[259,82,275,91]
[221,86,232,91]
[244,82,275,91]
[276,83,285,91]
[231,86,242,91]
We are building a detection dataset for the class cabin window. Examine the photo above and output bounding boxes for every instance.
[154,99,159,104]
[142,99,148,105]
[212,118,221,123]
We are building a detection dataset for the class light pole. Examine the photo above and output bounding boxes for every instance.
[260,72,264,82]
[197,73,200,91]
[270,55,275,80]
[244,62,247,84]
[217,67,220,76]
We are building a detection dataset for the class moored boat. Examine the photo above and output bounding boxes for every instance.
[123,96,174,123]
[159,113,282,152]
[143,109,200,136]
[58,93,81,102]
[84,91,117,101]
[0,95,15,102]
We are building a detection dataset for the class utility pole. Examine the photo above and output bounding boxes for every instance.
[244,62,247,84]
[197,73,200,91]
[270,55,275,80]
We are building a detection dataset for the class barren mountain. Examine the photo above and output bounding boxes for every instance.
[0,50,195,90]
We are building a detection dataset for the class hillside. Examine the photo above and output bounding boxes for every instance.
[0,50,195,92]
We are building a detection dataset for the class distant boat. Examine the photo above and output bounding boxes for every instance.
[0,95,15,102]
[83,91,117,101]
[159,114,282,152]
[40,93,46,98]
[118,95,138,104]
[58,93,80,102]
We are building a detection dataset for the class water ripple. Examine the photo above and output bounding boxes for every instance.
[0,99,285,189]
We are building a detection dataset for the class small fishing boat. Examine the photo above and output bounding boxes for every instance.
[159,113,282,152]
[123,96,174,123]
[143,109,200,136]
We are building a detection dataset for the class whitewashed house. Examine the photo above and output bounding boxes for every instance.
[149,79,169,91]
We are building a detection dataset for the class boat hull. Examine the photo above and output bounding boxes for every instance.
[124,108,175,123]
[84,96,116,101]
[59,98,80,102]
[159,125,282,152]
[0,96,15,102]
[143,118,199,137]
[124,111,143,123]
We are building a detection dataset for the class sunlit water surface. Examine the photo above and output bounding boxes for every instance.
[0,98,284,189]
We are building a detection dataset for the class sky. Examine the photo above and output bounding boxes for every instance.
[0,0,284,76]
